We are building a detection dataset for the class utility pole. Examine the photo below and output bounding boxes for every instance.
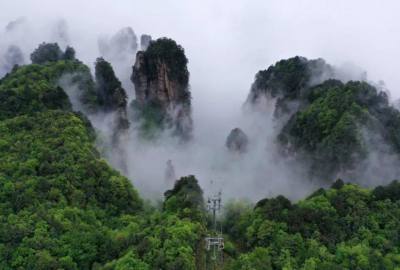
[205,190,224,270]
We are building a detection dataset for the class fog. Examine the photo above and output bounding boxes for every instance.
[1,0,400,201]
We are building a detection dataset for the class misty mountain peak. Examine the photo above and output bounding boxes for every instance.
[131,37,192,140]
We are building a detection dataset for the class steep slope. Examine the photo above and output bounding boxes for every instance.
[0,50,206,269]
[0,110,143,269]
[246,56,400,181]
[0,57,142,268]
[131,37,192,140]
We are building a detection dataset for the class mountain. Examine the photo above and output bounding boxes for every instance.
[246,56,400,181]
[0,44,203,269]
[131,38,192,141]
[1,40,400,269]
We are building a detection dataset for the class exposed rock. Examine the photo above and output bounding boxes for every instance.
[226,128,249,153]
[140,34,152,51]
[131,38,192,140]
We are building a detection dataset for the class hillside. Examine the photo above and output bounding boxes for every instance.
[0,52,203,269]
[246,56,400,182]
[0,42,399,270]
[223,180,400,269]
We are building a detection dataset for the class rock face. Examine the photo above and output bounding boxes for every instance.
[131,38,192,140]
[226,128,249,153]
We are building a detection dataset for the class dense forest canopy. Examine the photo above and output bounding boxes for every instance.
[248,56,400,181]
[0,45,205,269]
[0,34,399,270]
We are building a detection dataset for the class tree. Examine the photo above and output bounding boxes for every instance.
[31,42,64,64]
[94,57,127,111]
[63,46,76,60]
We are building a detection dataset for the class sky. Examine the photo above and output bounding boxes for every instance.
[1,1,400,104]
[1,0,400,200]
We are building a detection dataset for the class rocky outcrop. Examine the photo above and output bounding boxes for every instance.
[226,128,249,153]
[131,38,192,140]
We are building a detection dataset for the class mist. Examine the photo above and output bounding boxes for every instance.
[1,0,400,201]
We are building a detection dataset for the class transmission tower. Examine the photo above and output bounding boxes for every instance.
[205,190,224,269]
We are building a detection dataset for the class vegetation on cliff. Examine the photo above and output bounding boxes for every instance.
[144,38,189,88]
[131,37,192,140]
[248,56,400,180]
[1,41,400,269]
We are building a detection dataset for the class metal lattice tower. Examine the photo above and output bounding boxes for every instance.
[205,190,224,269]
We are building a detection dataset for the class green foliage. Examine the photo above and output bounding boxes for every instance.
[248,56,333,106]
[31,43,64,64]
[102,250,149,270]
[63,46,76,61]
[3,49,400,269]
[0,60,99,120]
[31,43,77,65]
[0,111,143,268]
[372,180,400,202]
[226,247,272,270]
[0,55,204,269]
[164,175,206,223]
[0,64,71,120]
[279,79,400,179]
[94,57,127,112]
[135,211,205,270]
[249,56,400,180]
[130,99,168,140]
[224,182,400,269]
[144,37,189,87]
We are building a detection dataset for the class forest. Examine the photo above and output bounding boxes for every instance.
[0,27,400,270]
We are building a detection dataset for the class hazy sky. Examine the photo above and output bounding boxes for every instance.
[1,1,400,105]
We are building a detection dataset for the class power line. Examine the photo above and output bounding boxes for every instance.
[205,189,224,269]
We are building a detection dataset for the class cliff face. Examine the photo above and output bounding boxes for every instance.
[131,38,192,140]
[133,51,185,106]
